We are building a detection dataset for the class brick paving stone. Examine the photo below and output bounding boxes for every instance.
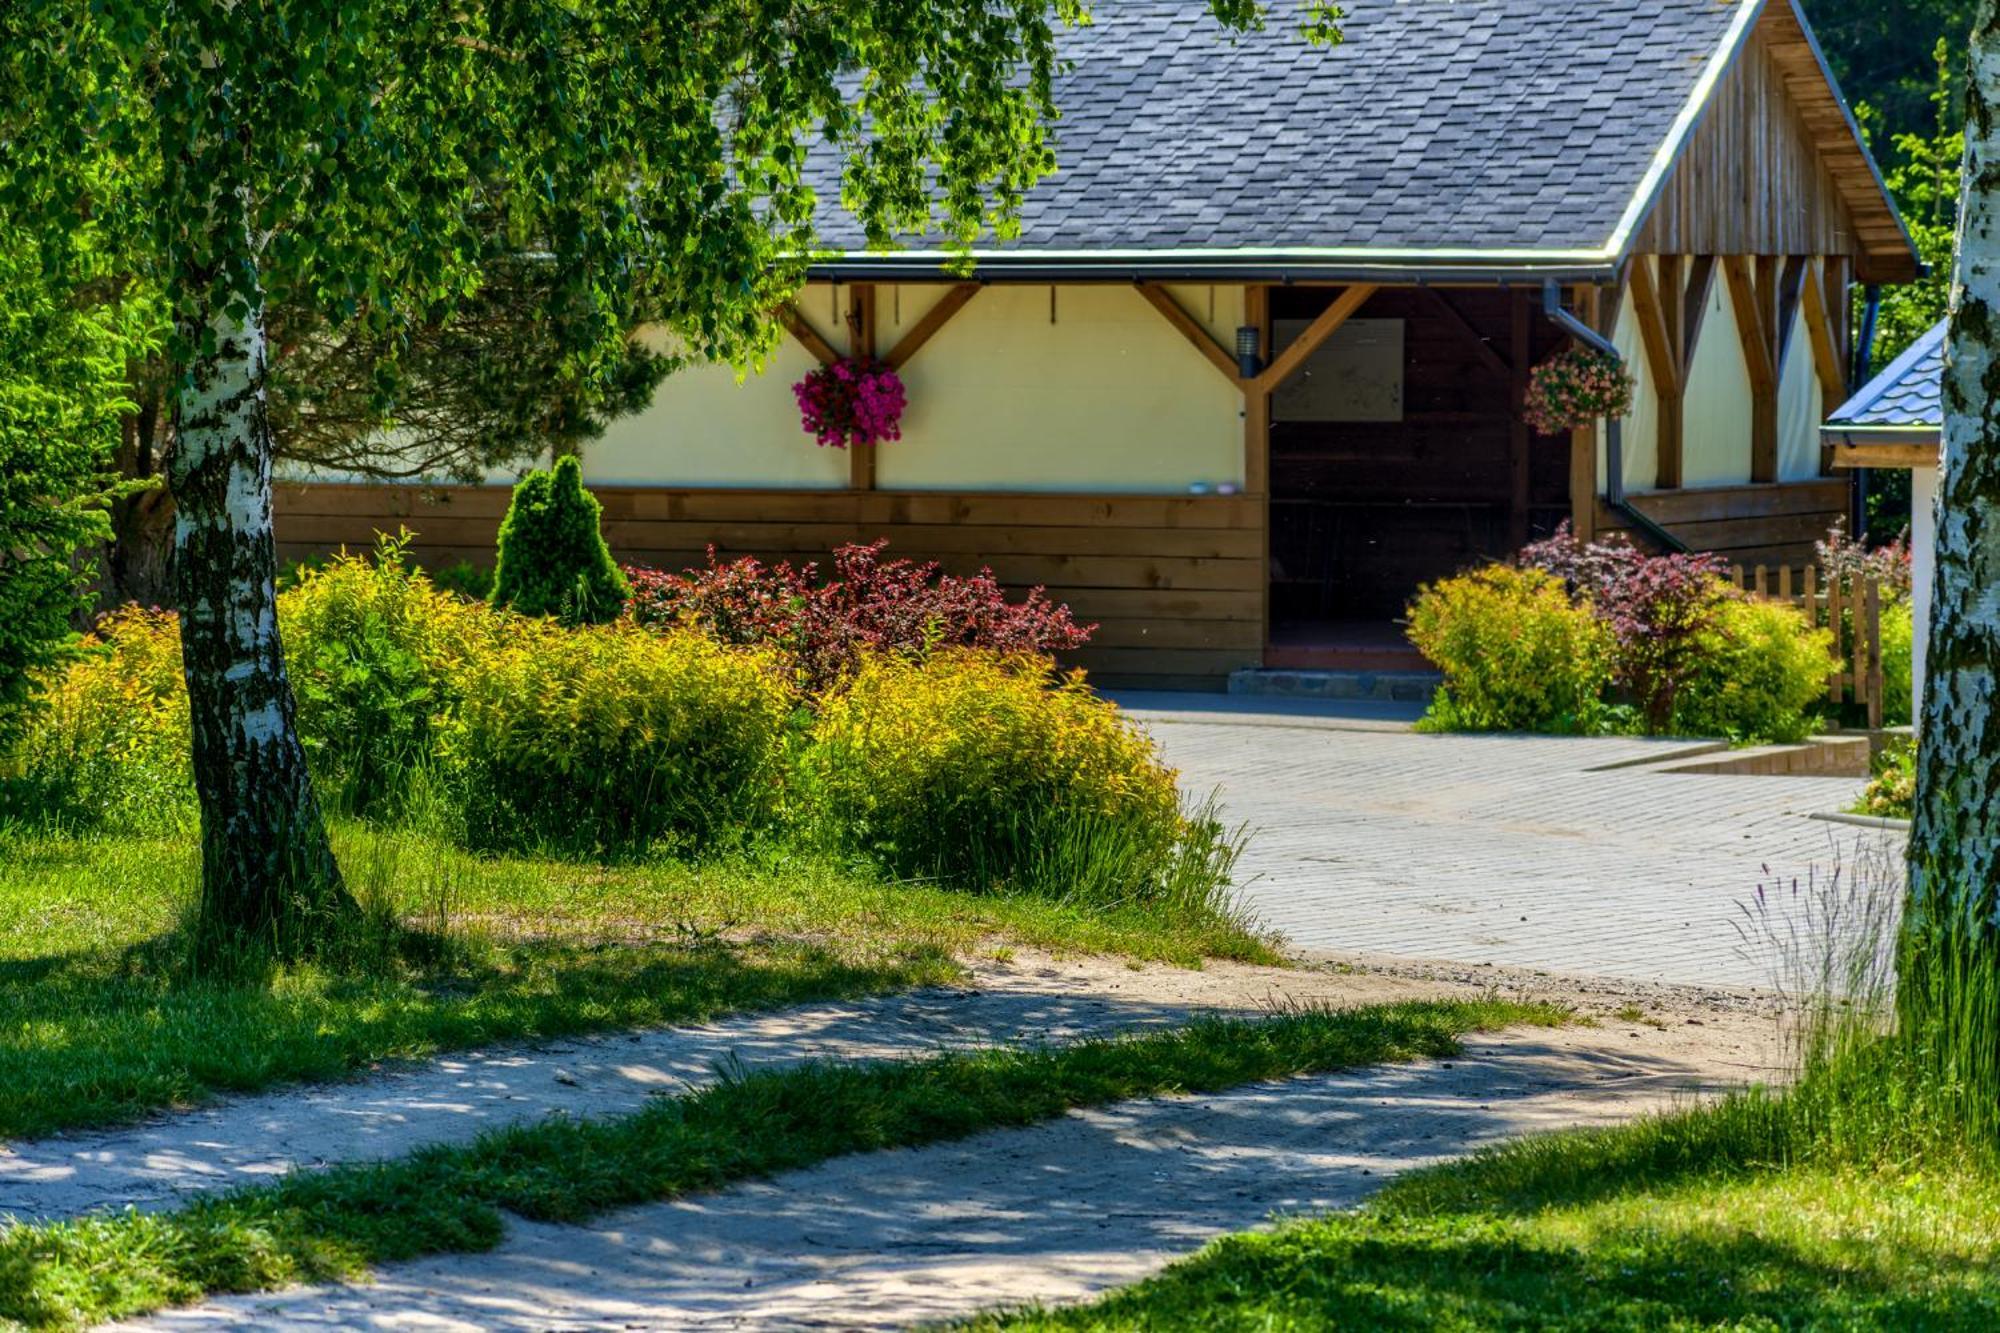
[1120,699,1900,991]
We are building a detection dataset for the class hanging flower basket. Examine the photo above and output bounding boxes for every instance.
[792,357,907,449]
[1523,345,1635,434]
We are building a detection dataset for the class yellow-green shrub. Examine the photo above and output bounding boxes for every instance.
[1882,596,1915,727]
[1673,596,1833,744]
[280,534,502,816]
[3,608,191,829]
[1407,566,1615,734]
[442,620,794,856]
[800,652,1221,906]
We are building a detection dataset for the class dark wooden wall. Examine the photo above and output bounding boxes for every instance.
[1268,287,1572,622]
[275,484,1264,691]
[1595,479,1850,569]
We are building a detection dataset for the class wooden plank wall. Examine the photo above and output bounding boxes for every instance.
[1634,21,1862,263]
[1593,479,1849,568]
[274,484,1265,691]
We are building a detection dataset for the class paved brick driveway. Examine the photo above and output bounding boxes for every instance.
[1117,694,1896,991]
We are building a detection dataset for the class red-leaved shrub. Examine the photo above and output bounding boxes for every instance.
[1522,522,1731,730]
[625,540,1094,694]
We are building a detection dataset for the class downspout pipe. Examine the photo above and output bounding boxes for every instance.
[1542,280,1688,554]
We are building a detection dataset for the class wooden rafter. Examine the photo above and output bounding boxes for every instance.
[1254,284,1377,394]
[779,303,839,367]
[1421,287,1510,379]
[1135,283,1241,385]
[884,283,980,371]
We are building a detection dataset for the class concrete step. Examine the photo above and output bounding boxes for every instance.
[1228,667,1441,704]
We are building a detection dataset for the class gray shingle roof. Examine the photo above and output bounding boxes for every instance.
[1828,319,1944,430]
[812,0,1745,262]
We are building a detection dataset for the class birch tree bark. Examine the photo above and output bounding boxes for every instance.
[1906,1,2000,1002]
[168,254,352,955]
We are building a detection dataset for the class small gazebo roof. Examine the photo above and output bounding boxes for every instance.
[1824,319,1943,469]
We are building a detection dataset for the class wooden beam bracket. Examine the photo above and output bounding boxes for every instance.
[884,283,981,371]
[1253,284,1378,394]
[1135,282,1242,386]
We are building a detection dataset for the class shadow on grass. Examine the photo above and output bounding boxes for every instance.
[0,931,959,1141]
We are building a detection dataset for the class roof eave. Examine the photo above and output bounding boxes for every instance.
[805,248,1623,286]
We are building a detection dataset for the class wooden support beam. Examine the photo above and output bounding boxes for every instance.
[1254,284,1376,394]
[1568,285,1602,540]
[1509,288,1532,549]
[1243,285,1272,497]
[884,283,980,371]
[1135,282,1241,385]
[847,284,877,491]
[1627,257,1681,396]
[1723,256,1780,483]
[1421,287,1511,380]
[779,303,839,367]
[1776,256,1810,371]
[1798,257,1848,403]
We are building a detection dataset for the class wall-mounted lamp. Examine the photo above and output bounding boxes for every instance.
[1235,325,1262,379]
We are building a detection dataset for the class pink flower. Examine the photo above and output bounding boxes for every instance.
[794,357,907,449]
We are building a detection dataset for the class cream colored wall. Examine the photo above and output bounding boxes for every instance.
[582,282,850,489]
[1680,275,1755,487]
[1606,276,1660,494]
[877,283,1243,492]
[1775,305,1826,483]
[1912,463,1938,720]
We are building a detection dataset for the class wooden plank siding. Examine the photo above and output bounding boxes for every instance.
[1594,478,1849,569]
[273,484,1265,690]
[1633,9,1912,282]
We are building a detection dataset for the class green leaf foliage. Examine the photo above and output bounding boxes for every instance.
[0,243,158,748]
[490,457,629,624]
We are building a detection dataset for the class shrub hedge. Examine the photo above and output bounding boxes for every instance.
[442,620,794,857]
[799,651,1224,907]
[1406,566,1614,735]
[1673,596,1835,745]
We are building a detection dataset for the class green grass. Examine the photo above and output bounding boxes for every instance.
[975,865,2000,1333]
[0,1001,1568,1330]
[0,821,1274,1140]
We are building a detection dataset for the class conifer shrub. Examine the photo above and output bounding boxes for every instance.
[491,456,628,624]
[1407,566,1614,734]
[442,621,793,857]
[799,651,1233,910]
[1673,595,1834,744]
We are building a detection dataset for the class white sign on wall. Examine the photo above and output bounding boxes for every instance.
[1271,317,1406,423]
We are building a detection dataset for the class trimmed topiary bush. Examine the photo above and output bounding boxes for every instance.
[799,651,1234,909]
[491,456,628,624]
[442,620,793,857]
[1407,566,1615,734]
[1672,595,1833,745]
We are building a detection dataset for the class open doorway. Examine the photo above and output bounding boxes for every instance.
[1265,285,1572,670]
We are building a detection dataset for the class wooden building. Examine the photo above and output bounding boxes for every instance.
[277,0,1921,690]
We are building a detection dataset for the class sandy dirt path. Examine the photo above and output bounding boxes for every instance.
[64,951,1787,1330]
[119,992,1779,1330]
[4,951,1781,1225]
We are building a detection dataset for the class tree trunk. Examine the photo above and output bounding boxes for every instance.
[1904,1,2000,1018]
[169,269,353,959]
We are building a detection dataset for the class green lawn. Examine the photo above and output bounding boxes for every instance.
[0,821,1274,1139]
[0,1002,1567,1330]
[973,1088,2000,1332]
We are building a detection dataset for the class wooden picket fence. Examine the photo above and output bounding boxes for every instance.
[1729,563,1885,729]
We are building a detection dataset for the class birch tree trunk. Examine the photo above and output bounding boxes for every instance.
[168,263,353,959]
[1905,1,2000,1018]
